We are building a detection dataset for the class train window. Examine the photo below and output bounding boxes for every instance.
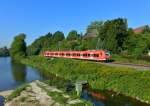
[66,53,70,56]
[76,54,80,56]
[93,54,99,57]
[83,54,87,57]
[93,54,96,57]
[105,52,110,56]
[55,53,58,55]
[73,53,76,56]
[88,54,90,57]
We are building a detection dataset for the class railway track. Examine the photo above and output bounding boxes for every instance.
[99,62,150,71]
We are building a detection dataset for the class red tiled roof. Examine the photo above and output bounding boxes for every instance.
[133,26,147,34]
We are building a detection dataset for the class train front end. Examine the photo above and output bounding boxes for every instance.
[105,51,111,60]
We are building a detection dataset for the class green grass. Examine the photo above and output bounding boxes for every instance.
[22,56,150,104]
[112,54,150,64]
[48,91,68,105]
[48,91,93,106]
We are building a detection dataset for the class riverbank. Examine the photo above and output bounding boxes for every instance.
[5,80,91,106]
[21,56,150,104]
[0,90,13,97]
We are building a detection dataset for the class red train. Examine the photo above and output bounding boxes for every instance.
[43,50,111,61]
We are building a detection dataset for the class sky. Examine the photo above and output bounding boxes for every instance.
[0,0,150,47]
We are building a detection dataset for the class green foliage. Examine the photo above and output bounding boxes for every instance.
[10,33,27,59]
[26,32,52,56]
[111,54,150,64]
[58,40,80,51]
[22,56,150,103]
[143,25,150,33]
[130,33,150,58]
[84,18,128,53]
[52,31,65,43]
[13,18,150,59]
[100,18,128,53]
[80,38,98,50]
[67,30,79,41]
[48,91,68,104]
[123,28,136,52]
[0,46,9,57]
[87,21,103,35]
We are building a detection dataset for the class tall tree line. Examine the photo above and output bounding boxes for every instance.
[10,18,150,59]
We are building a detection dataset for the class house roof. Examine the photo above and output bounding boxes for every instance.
[83,29,98,40]
[133,25,147,34]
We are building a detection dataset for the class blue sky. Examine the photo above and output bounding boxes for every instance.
[0,0,150,47]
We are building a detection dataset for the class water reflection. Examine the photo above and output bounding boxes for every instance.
[81,89,150,106]
[0,57,44,91]
[11,60,27,82]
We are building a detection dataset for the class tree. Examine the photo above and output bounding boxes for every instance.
[67,30,78,41]
[123,28,136,53]
[87,21,104,35]
[143,25,150,33]
[52,31,65,43]
[132,33,150,58]
[26,32,52,56]
[100,18,128,53]
[10,33,27,59]
[0,47,9,57]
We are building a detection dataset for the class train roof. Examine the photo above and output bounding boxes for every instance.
[45,50,107,53]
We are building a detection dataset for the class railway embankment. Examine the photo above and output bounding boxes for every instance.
[21,56,150,104]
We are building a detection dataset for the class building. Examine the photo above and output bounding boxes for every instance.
[133,25,147,34]
[83,29,98,40]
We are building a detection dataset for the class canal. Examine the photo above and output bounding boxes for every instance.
[0,57,44,91]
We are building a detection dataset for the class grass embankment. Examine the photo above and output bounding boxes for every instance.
[22,56,150,104]
[112,54,150,64]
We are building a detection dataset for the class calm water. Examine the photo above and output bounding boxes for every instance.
[81,88,150,106]
[0,57,44,91]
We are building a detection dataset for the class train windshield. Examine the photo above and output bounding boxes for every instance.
[105,51,111,56]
